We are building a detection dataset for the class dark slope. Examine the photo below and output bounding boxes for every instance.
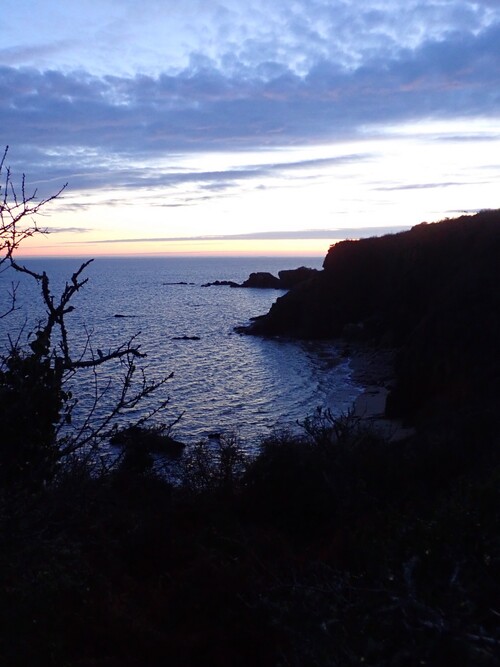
[243,209,500,417]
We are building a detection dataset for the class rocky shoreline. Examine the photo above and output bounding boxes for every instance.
[346,343,415,442]
[202,266,319,289]
[237,211,500,424]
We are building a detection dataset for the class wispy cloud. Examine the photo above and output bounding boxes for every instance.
[69,226,412,244]
[44,226,93,234]
[375,182,465,191]
[7,149,374,201]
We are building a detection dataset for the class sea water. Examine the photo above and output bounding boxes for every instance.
[0,256,361,449]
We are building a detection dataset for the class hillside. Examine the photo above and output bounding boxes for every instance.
[2,209,500,666]
[243,210,500,419]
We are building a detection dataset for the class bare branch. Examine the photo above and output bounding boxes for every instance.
[0,280,19,319]
[1,146,67,267]
[1,146,176,483]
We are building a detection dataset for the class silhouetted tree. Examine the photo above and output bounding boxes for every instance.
[0,147,171,487]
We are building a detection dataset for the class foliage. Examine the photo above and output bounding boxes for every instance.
[1,408,499,666]
[0,344,67,486]
[181,431,246,495]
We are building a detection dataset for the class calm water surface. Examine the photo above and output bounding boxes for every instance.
[0,256,361,449]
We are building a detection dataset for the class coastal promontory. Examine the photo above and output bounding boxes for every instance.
[242,209,500,419]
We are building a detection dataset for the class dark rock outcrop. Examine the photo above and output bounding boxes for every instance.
[239,210,500,419]
[202,280,240,287]
[277,266,319,289]
[202,267,319,290]
[172,335,201,341]
[110,425,185,458]
[240,272,283,289]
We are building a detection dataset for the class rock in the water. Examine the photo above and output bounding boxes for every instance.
[240,272,282,288]
[110,425,185,458]
[202,266,319,291]
[201,280,240,287]
[172,335,201,341]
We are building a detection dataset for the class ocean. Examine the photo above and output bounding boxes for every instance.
[0,256,362,450]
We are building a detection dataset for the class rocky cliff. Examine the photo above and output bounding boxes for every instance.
[243,210,500,418]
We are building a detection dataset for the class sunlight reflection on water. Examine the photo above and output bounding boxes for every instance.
[0,256,361,450]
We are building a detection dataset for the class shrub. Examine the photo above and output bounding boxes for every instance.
[181,431,246,495]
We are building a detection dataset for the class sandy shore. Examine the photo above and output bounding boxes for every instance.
[342,343,415,442]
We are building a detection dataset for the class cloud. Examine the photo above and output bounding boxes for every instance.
[375,182,465,191]
[1,4,499,200]
[2,18,499,154]
[70,226,412,244]
[3,1,495,77]
[435,133,500,142]
[2,143,373,201]
[44,226,93,234]
[0,41,76,66]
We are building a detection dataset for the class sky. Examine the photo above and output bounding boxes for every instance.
[1,0,499,257]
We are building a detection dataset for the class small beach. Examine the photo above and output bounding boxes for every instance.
[346,344,415,442]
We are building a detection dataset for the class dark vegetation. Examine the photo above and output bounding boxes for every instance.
[1,152,499,666]
[245,210,500,421]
